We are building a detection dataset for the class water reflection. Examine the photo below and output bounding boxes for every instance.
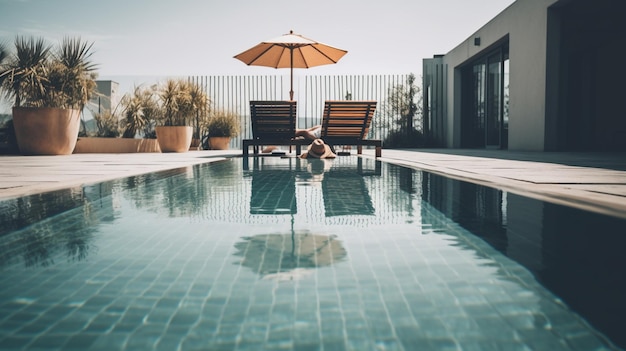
[297,158,333,183]
[0,185,106,268]
[245,157,381,221]
[0,187,90,237]
[124,166,204,217]
[419,170,626,348]
[322,162,375,217]
[233,231,347,280]
[248,159,299,215]
[242,158,347,279]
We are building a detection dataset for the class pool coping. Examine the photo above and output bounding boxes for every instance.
[381,149,626,220]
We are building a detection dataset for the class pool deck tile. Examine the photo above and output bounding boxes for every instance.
[382,149,626,220]
[1,148,625,219]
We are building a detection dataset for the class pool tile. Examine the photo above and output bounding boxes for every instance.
[89,332,129,350]
[62,333,99,350]
[170,311,200,326]
[28,334,70,349]
[0,336,33,349]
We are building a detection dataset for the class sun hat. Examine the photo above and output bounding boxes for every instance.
[301,139,336,159]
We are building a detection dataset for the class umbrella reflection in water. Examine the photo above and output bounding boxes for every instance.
[236,158,348,280]
[233,230,347,281]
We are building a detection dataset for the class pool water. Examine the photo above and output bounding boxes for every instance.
[0,157,624,350]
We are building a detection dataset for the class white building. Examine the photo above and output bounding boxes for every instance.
[423,0,626,151]
[92,80,120,115]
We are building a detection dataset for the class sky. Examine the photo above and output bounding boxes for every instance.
[0,0,516,79]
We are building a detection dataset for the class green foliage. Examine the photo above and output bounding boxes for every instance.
[159,79,186,126]
[187,80,211,139]
[205,110,240,137]
[385,73,422,132]
[0,36,98,109]
[92,111,121,137]
[384,128,426,148]
[119,79,211,138]
[0,37,50,108]
[0,118,18,154]
[121,86,158,138]
[378,73,427,148]
[383,129,433,149]
[158,78,210,129]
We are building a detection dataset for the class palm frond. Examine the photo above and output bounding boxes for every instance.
[58,37,97,73]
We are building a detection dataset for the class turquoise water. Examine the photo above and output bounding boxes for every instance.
[0,157,623,350]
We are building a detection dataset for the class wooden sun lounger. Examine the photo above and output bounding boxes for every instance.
[320,100,381,157]
[242,100,309,156]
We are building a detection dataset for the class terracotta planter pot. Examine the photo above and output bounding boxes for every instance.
[208,136,231,150]
[73,137,161,153]
[12,107,80,155]
[155,126,193,153]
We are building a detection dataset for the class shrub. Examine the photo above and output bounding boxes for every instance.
[205,110,240,137]
[92,111,121,137]
[384,128,426,148]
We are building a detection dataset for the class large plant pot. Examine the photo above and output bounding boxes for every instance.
[12,107,80,155]
[73,137,161,153]
[155,126,193,153]
[208,136,231,150]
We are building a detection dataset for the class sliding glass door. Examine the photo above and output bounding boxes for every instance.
[486,52,502,147]
[463,46,509,148]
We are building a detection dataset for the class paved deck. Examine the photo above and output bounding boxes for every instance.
[1,149,625,219]
[0,151,236,200]
[382,149,626,220]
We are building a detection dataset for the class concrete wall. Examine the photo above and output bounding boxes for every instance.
[439,0,560,150]
[94,80,120,113]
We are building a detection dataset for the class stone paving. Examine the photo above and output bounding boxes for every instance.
[1,148,625,219]
[381,149,626,220]
[0,151,234,200]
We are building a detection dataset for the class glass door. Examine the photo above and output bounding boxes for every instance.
[462,46,509,149]
[486,52,502,148]
[473,63,486,147]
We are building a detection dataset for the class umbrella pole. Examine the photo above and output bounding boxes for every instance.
[290,48,294,101]
[291,214,295,257]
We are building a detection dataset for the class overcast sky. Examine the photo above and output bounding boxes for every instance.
[1,0,515,78]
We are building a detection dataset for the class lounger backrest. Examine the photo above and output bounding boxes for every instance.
[249,100,297,141]
[321,101,377,140]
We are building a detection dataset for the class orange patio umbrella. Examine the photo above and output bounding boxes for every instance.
[234,30,348,100]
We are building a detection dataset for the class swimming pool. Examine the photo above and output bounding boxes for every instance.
[0,156,624,350]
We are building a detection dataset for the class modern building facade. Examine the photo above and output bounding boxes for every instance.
[92,80,120,115]
[423,0,626,151]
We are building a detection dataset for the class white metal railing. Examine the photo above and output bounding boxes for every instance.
[190,74,415,149]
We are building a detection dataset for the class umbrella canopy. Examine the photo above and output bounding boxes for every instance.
[234,30,348,100]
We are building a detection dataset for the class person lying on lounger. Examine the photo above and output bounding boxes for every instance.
[261,125,322,153]
[295,125,321,140]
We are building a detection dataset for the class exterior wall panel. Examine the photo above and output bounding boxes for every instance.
[427,0,561,151]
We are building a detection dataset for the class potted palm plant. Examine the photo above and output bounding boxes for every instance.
[0,36,98,155]
[188,81,211,150]
[155,78,210,152]
[204,109,240,150]
[74,85,162,153]
[121,85,161,139]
